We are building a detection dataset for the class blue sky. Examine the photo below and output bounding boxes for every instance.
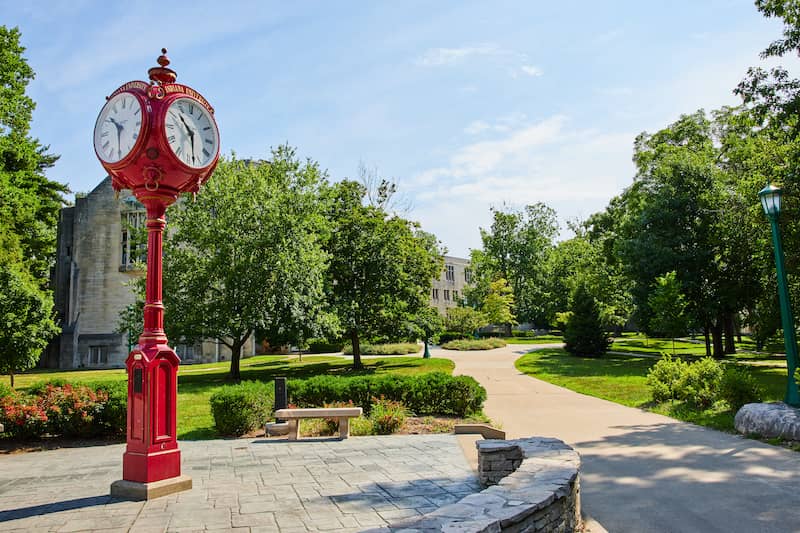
[3,1,793,256]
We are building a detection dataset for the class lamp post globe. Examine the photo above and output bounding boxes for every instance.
[94,49,220,499]
[758,183,800,407]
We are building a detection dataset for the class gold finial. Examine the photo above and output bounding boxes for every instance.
[148,48,177,85]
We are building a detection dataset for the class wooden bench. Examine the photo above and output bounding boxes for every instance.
[273,407,362,440]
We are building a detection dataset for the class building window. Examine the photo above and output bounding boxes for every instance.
[175,343,197,362]
[464,268,472,283]
[444,289,450,301]
[453,290,459,301]
[445,264,455,282]
[89,346,108,365]
[121,209,147,268]
[432,288,439,300]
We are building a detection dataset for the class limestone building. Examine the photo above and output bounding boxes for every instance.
[430,256,471,315]
[46,177,256,369]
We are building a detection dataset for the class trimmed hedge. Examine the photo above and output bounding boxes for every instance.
[441,338,507,350]
[209,381,274,436]
[288,372,486,417]
[342,343,421,355]
[307,339,345,353]
[437,331,470,344]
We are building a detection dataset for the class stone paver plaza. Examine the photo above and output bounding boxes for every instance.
[0,435,479,532]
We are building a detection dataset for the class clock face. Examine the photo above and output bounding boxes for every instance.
[94,92,144,164]
[164,97,219,169]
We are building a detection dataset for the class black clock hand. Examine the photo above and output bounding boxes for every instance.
[108,117,124,159]
[178,115,196,164]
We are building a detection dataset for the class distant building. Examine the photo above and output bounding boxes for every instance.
[430,256,471,315]
[46,177,257,369]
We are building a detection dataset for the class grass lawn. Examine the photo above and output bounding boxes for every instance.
[7,355,453,440]
[515,348,787,432]
[506,335,564,344]
[609,337,709,357]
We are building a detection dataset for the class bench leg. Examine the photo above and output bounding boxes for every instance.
[287,419,299,441]
[338,417,350,439]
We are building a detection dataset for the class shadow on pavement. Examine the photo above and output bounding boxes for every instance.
[575,422,800,533]
[0,495,111,522]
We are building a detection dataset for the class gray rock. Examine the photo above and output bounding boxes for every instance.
[734,402,800,440]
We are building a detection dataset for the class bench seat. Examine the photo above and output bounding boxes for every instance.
[273,407,363,440]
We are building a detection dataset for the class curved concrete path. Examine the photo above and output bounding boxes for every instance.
[438,344,800,533]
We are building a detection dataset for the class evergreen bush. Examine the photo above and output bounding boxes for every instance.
[676,357,723,409]
[564,284,610,357]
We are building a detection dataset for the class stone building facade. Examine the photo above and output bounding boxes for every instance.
[430,255,471,315]
[46,177,256,369]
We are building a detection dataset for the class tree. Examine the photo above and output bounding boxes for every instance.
[0,265,58,386]
[648,271,689,354]
[564,283,610,357]
[0,26,67,377]
[472,204,558,328]
[121,147,333,380]
[482,278,517,330]
[445,306,486,336]
[326,180,443,369]
[0,26,68,284]
[409,306,444,358]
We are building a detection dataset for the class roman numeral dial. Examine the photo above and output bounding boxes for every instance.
[163,97,219,169]
[93,92,145,164]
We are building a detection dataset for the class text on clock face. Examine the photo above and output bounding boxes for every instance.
[94,93,143,163]
[164,97,218,168]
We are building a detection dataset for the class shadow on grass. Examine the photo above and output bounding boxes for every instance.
[517,347,656,379]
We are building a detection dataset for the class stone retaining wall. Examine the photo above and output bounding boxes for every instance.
[369,437,581,532]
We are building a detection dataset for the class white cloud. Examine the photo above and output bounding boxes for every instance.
[417,43,542,81]
[417,44,503,66]
[408,117,637,256]
[520,65,543,77]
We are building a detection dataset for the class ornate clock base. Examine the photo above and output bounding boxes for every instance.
[111,474,192,501]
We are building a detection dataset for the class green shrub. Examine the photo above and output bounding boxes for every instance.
[441,338,507,350]
[438,331,470,344]
[341,343,420,355]
[94,380,128,435]
[720,367,763,412]
[307,339,345,353]
[0,383,15,401]
[369,397,407,434]
[350,416,374,436]
[647,354,688,402]
[288,372,486,417]
[209,381,274,436]
[677,357,723,409]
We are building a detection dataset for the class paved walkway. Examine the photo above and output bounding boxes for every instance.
[440,344,800,533]
[0,435,478,532]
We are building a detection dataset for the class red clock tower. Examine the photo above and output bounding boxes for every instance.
[94,50,220,500]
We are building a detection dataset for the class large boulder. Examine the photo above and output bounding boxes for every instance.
[734,402,800,440]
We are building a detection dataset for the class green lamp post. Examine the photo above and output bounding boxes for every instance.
[759,183,800,406]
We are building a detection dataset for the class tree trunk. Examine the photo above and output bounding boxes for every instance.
[9,370,13,388]
[351,330,363,370]
[703,324,711,358]
[711,320,724,359]
[724,313,736,354]
[229,340,243,381]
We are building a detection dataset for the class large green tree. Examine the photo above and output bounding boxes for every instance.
[121,147,334,380]
[469,203,558,328]
[325,180,443,369]
[648,271,690,354]
[0,26,67,379]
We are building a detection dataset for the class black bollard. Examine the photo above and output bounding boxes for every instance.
[275,377,287,423]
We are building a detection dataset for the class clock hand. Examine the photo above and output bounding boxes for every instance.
[108,117,124,159]
[178,115,197,164]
